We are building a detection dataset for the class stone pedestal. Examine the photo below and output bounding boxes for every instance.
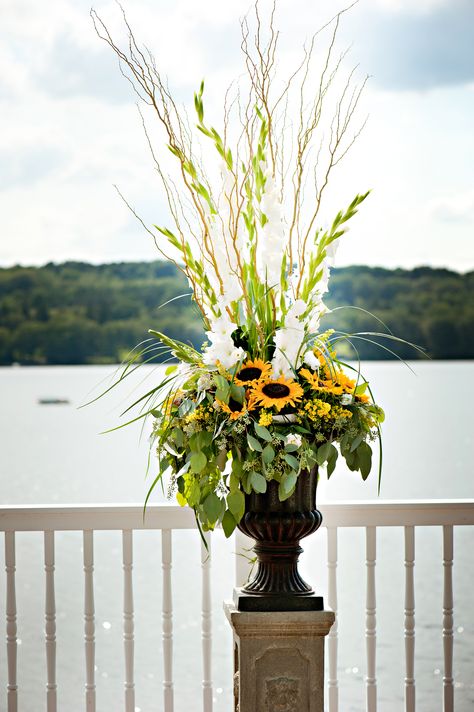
[224,600,334,712]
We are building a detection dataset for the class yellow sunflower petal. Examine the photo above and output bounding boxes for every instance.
[250,376,304,412]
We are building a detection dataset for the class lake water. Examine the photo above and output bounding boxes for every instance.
[0,362,473,711]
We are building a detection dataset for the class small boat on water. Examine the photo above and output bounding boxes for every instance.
[38,398,70,405]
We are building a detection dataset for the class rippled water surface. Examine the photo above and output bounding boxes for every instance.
[0,362,472,711]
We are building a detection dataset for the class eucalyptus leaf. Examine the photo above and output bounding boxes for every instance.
[222,510,237,538]
[316,442,333,466]
[254,423,272,441]
[262,444,275,464]
[203,492,221,524]
[278,473,297,501]
[357,441,372,479]
[283,453,299,470]
[250,471,267,493]
[247,434,263,452]
[190,451,207,473]
[227,490,245,522]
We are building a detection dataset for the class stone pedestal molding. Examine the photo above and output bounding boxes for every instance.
[224,600,335,712]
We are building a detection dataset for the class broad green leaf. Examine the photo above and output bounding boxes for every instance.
[190,451,207,473]
[186,480,201,507]
[222,510,237,538]
[262,444,275,464]
[357,441,372,480]
[229,472,240,493]
[316,442,333,466]
[350,434,364,453]
[278,473,297,501]
[230,384,245,404]
[171,428,184,448]
[203,492,221,524]
[327,445,338,478]
[227,490,245,522]
[283,453,299,470]
[250,471,267,493]
[247,434,263,452]
[165,364,178,375]
[254,423,272,441]
[284,443,299,453]
[355,381,368,395]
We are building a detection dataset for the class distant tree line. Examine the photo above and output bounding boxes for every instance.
[0,261,472,365]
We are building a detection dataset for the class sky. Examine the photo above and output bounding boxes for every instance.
[0,0,473,271]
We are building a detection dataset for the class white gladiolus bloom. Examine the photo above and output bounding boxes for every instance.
[286,299,307,321]
[206,313,234,343]
[257,172,286,288]
[303,350,320,370]
[202,341,245,369]
[272,325,305,377]
[307,309,321,335]
[271,352,294,379]
[326,235,343,264]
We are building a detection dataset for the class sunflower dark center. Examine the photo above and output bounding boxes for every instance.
[237,366,262,382]
[262,383,291,398]
[229,398,243,412]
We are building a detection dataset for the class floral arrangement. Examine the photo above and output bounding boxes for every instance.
[92,4,398,538]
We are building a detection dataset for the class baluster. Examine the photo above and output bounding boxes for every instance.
[5,532,18,712]
[404,526,415,712]
[122,530,135,712]
[327,527,339,712]
[83,530,96,712]
[201,534,213,712]
[44,531,57,712]
[365,526,377,712]
[162,529,174,712]
[443,525,454,712]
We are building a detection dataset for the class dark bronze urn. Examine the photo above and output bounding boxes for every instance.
[236,466,323,611]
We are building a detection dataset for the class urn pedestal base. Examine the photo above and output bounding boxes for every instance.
[224,600,334,712]
[234,586,323,612]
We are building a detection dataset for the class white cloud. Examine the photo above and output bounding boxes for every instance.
[429,191,474,225]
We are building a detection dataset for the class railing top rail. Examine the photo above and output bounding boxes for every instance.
[0,500,473,532]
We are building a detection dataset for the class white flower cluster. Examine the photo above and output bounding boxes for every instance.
[202,312,245,370]
[284,433,303,448]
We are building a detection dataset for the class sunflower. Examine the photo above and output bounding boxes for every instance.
[234,358,272,386]
[300,368,342,395]
[216,397,254,420]
[250,376,304,412]
[299,367,319,389]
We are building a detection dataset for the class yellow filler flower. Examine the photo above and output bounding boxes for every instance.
[251,376,304,412]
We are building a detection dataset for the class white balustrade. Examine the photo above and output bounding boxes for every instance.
[122,529,135,712]
[327,526,339,712]
[5,531,18,712]
[443,525,454,712]
[162,528,174,712]
[0,500,473,711]
[83,529,96,712]
[201,534,213,712]
[44,530,57,712]
[365,526,377,712]
[404,526,415,712]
